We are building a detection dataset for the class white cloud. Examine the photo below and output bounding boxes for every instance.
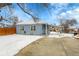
[60,8,79,24]
[51,3,69,7]
[61,8,79,16]
[60,12,66,16]
[66,10,72,14]
[74,8,79,12]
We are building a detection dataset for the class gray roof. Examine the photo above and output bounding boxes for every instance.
[17,20,47,25]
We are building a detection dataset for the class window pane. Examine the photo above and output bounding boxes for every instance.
[31,25,36,31]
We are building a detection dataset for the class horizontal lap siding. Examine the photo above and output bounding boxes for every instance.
[0,28,16,35]
[24,24,44,35]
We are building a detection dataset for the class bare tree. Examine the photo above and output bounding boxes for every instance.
[0,16,4,21]
[64,19,77,27]
[17,3,40,22]
[70,19,77,26]
[59,18,77,33]
[0,3,12,8]
[40,3,52,16]
[0,3,19,28]
[10,16,19,27]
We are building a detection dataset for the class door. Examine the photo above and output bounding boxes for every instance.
[42,24,46,34]
[30,25,36,35]
[19,25,25,34]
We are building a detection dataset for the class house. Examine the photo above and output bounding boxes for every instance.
[67,26,79,34]
[16,20,50,35]
[50,25,64,33]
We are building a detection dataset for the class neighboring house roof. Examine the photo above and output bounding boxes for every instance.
[17,20,48,25]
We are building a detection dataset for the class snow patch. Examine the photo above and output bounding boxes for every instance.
[49,32,74,38]
[0,34,43,56]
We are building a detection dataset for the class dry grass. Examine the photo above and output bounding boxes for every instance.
[15,37,79,56]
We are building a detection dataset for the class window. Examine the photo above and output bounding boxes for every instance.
[20,26,24,31]
[31,25,36,31]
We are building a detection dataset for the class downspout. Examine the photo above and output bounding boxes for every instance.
[46,24,48,36]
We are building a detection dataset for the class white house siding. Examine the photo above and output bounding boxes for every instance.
[16,24,46,35]
[16,25,24,34]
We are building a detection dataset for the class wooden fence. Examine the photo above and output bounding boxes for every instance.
[0,28,16,35]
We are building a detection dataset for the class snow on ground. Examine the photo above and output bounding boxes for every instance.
[0,34,43,56]
[49,32,74,38]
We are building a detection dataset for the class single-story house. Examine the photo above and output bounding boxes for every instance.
[16,20,50,35]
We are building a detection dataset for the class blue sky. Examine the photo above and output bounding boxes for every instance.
[1,3,79,27]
